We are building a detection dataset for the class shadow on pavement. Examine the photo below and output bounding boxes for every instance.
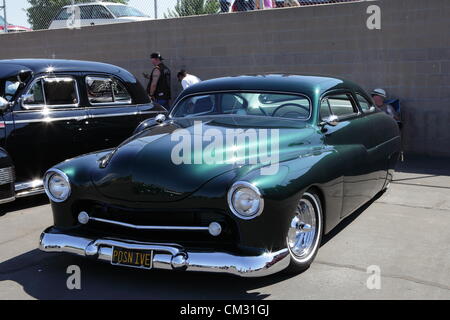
[0,195,49,217]
[0,249,302,300]
[396,154,450,176]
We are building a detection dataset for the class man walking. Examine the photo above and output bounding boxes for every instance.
[144,52,171,110]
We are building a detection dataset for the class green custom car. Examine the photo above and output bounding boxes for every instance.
[39,74,401,277]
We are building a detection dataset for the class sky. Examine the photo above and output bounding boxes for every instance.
[2,0,174,28]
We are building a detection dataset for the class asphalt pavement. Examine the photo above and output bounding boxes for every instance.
[0,156,449,300]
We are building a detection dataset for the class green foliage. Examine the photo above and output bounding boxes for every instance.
[26,0,128,30]
[165,0,220,18]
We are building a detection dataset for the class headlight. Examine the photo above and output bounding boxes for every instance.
[227,181,264,220]
[44,169,71,202]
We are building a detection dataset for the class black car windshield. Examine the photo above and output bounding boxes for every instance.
[171,92,311,120]
[106,5,148,17]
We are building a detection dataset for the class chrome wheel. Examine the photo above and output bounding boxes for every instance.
[286,192,322,264]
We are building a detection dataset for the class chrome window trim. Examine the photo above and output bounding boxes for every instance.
[87,216,211,231]
[21,76,81,110]
[170,90,312,121]
[319,90,362,122]
[85,76,132,106]
[355,92,376,114]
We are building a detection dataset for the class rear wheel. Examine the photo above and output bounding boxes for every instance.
[285,191,323,273]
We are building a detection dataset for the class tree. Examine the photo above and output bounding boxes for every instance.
[165,0,220,18]
[26,0,128,30]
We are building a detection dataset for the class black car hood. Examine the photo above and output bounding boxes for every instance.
[91,116,318,202]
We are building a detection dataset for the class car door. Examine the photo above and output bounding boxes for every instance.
[320,91,375,217]
[83,75,139,151]
[6,74,88,183]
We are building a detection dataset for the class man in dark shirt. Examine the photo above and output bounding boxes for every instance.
[144,52,171,110]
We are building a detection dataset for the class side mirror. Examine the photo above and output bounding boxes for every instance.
[155,114,166,124]
[0,97,10,111]
[320,115,339,127]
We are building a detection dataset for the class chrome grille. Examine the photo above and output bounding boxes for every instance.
[0,167,14,185]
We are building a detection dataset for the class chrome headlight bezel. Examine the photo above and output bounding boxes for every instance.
[227,181,264,220]
[43,168,71,203]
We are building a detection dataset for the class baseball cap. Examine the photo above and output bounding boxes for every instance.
[150,52,164,60]
[371,88,387,99]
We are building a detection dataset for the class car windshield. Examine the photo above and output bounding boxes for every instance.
[171,92,311,120]
[106,5,148,17]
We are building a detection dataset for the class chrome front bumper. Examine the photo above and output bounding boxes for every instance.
[39,228,290,277]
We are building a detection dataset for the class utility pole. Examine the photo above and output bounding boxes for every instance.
[154,0,158,19]
[1,0,7,33]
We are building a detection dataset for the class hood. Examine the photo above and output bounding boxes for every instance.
[91,116,320,202]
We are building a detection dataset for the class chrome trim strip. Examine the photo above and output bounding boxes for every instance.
[15,180,45,198]
[0,196,16,204]
[8,115,88,124]
[39,229,290,277]
[16,187,44,198]
[15,180,43,191]
[89,216,210,231]
[88,111,139,119]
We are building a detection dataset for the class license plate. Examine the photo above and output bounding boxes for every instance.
[111,247,153,270]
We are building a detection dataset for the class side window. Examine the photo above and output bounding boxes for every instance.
[23,77,78,109]
[44,77,78,106]
[112,78,132,103]
[86,76,132,105]
[325,94,358,118]
[86,77,113,104]
[355,93,374,112]
[92,6,113,19]
[80,6,94,19]
[55,8,69,21]
[23,79,45,107]
[320,98,332,120]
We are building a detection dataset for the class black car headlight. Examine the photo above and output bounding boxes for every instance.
[44,169,71,202]
[227,181,264,220]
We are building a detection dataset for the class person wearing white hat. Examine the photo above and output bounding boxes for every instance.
[371,88,399,121]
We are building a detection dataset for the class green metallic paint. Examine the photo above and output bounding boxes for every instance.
[48,75,401,251]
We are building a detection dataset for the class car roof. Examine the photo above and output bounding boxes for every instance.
[62,2,126,8]
[0,59,136,82]
[178,74,365,101]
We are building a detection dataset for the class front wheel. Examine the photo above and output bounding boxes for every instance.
[285,191,323,274]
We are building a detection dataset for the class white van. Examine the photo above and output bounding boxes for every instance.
[48,2,151,29]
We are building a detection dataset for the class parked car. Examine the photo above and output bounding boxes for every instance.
[0,16,32,33]
[48,2,151,29]
[39,74,401,277]
[0,59,166,204]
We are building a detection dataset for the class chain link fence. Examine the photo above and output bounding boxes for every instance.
[1,0,362,32]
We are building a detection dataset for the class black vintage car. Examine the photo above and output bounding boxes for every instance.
[0,59,166,204]
[39,75,401,277]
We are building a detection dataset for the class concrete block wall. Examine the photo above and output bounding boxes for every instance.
[0,0,449,157]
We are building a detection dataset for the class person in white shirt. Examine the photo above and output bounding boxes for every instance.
[177,70,201,90]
